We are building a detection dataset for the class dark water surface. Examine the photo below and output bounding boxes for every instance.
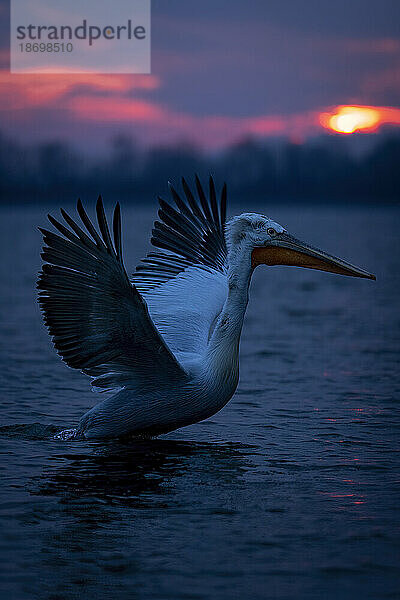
[0,203,399,600]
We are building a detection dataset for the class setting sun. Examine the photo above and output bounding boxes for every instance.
[330,106,380,133]
[320,105,400,135]
[321,106,380,134]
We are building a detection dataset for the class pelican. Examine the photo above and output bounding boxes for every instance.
[38,177,375,440]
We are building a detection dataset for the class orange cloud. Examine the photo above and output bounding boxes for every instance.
[65,95,322,147]
[1,66,399,149]
[68,95,165,121]
[0,72,160,110]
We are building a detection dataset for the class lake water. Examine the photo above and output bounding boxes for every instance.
[0,202,399,600]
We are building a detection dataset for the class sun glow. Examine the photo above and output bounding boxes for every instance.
[320,105,400,134]
[321,106,380,134]
[331,106,379,133]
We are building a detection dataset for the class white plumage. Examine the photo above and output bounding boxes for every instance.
[38,176,375,440]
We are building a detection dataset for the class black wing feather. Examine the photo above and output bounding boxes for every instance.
[113,203,123,263]
[132,176,228,292]
[38,199,187,390]
[96,196,116,257]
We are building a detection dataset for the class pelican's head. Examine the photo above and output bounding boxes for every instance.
[226,213,375,280]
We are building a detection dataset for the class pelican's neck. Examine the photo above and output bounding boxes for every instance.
[207,243,253,374]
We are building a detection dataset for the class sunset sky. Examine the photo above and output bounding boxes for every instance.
[1,0,400,152]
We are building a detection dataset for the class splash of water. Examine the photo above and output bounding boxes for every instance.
[53,428,78,441]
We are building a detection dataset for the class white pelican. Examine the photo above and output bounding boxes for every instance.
[38,177,375,440]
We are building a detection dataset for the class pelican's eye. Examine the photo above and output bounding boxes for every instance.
[267,227,277,236]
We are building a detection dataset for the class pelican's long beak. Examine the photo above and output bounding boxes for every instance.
[252,233,376,280]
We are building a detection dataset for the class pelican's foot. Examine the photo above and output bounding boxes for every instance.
[54,428,78,441]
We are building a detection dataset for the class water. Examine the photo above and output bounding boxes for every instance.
[0,202,399,600]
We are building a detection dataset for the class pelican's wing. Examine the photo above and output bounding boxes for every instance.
[132,176,228,357]
[38,198,188,391]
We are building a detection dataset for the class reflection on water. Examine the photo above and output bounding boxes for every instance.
[32,439,249,507]
[19,439,250,600]
[0,204,399,600]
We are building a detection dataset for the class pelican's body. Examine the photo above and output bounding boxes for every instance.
[38,177,375,440]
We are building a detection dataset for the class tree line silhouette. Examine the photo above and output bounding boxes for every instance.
[0,131,399,204]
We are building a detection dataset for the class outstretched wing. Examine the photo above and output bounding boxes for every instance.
[131,176,229,358]
[133,175,227,292]
[38,197,188,391]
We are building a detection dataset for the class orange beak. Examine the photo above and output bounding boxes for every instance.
[251,233,376,280]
